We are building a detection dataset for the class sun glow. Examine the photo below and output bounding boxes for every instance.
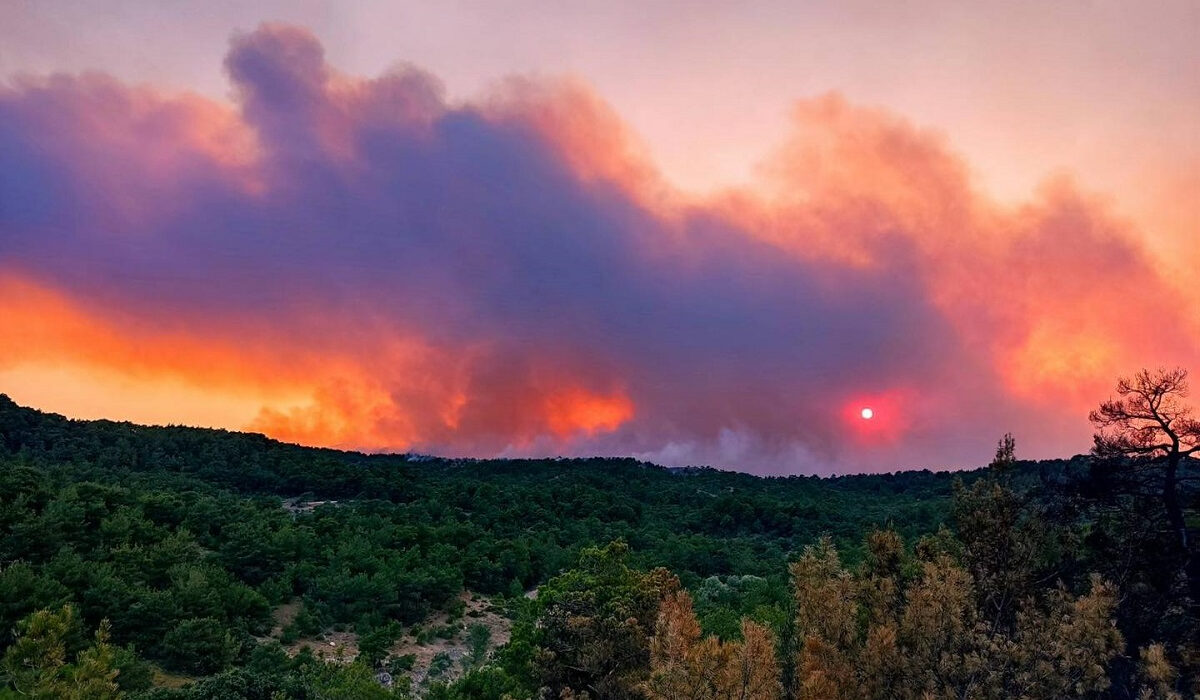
[860,407,874,420]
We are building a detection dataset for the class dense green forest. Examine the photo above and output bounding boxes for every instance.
[1,368,1197,699]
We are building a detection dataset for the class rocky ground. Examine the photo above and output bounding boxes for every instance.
[271,592,514,691]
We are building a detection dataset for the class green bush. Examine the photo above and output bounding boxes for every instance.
[160,618,238,675]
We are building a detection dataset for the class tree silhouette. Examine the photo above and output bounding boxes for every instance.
[1090,367,1200,603]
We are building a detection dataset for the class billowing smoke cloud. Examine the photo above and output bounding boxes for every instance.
[1,24,1196,473]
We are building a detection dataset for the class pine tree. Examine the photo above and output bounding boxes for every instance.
[2,606,122,699]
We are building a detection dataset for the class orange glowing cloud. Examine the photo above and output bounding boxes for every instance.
[0,275,308,428]
[0,273,637,454]
[0,275,304,392]
[486,77,679,217]
[545,388,635,438]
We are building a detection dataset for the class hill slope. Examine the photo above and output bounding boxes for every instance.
[0,394,1068,695]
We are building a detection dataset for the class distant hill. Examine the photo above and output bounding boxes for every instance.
[0,392,1068,497]
[0,393,1090,559]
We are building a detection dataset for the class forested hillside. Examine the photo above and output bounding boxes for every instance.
[0,392,1195,699]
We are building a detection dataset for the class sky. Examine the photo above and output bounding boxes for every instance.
[0,1,1197,474]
